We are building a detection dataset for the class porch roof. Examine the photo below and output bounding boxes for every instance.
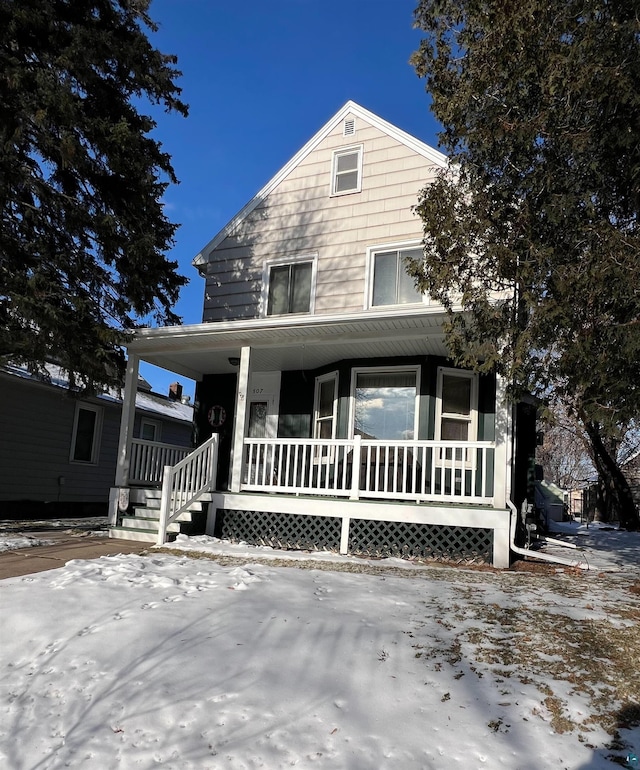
[129,307,454,380]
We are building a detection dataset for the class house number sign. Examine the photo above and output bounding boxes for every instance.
[207,405,227,428]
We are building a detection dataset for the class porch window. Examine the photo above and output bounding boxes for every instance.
[266,261,313,316]
[371,246,423,307]
[314,373,338,439]
[70,403,102,463]
[435,368,478,459]
[353,369,418,440]
[331,146,363,195]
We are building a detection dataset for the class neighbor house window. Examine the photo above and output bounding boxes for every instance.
[370,245,423,307]
[314,373,338,439]
[435,368,478,459]
[331,146,363,195]
[352,368,419,440]
[140,419,161,442]
[266,259,315,316]
[70,403,102,463]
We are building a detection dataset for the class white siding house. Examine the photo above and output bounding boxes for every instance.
[109,102,537,567]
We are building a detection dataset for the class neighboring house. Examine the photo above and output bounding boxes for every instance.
[108,101,537,567]
[0,363,193,517]
[623,450,640,512]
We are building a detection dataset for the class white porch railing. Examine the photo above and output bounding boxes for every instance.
[129,439,191,485]
[157,434,219,546]
[242,436,495,504]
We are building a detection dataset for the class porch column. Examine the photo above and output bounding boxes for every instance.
[230,346,251,493]
[114,353,139,488]
[493,372,510,510]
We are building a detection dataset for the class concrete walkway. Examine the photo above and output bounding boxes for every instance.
[0,532,148,580]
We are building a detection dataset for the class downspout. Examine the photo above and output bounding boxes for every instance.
[508,500,589,569]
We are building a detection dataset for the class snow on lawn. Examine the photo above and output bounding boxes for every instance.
[0,535,54,552]
[2,533,640,769]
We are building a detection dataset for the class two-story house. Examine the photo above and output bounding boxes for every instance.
[108,102,536,567]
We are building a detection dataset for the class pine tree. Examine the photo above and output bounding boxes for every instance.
[0,0,188,391]
[410,0,640,527]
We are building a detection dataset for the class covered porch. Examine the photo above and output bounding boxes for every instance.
[110,308,515,567]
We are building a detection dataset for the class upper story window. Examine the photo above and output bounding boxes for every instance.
[264,256,317,316]
[331,145,363,196]
[368,244,423,307]
[70,403,102,464]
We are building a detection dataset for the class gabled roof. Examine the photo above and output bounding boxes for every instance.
[193,100,447,272]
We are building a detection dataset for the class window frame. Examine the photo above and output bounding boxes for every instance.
[434,367,479,459]
[70,402,103,464]
[262,254,318,317]
[139,418,162,443]
[313,372,338,440]
[348,365,421,441]
[365,241,426,309]
[330,144,363,196]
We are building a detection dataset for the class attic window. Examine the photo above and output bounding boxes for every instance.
[331,145,363,195]
[343,118,355,136]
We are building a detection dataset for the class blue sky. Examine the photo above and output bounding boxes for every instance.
[139,0,442,397]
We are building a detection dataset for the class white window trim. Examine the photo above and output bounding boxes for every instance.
[140,418,162,443]
[348,365,421,440]
[261,253,318,317]
[70,402,103,464]
[313,371,338,440]
[434,367,479,444]
[330,144,363,197]
[364,240,427,310]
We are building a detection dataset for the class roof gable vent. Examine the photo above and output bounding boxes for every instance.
[343,117,356,136]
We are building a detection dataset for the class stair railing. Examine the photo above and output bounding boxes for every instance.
[157,434,219,546]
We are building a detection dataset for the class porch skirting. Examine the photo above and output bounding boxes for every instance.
[209,493,510,568]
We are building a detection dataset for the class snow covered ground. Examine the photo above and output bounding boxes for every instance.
[1,527,640,769]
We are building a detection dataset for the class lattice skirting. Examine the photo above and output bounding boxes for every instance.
[217,510,493,565]
[218,509,342,552]
[348,519,493,564]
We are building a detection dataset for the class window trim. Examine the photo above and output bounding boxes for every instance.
[330,144,363,196]
[434,367,479,445]
[348,365,421,441]
[70,402,103,464]
[261,253,318,317]
[313,372,338,440]
[364,240,426,309]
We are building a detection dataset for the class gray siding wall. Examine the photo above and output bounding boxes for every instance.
[203,114,441,322]
[0,376,192,504]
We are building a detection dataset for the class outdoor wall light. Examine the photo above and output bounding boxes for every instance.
[228,357,240,367]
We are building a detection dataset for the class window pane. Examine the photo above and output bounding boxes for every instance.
[290,263,312,313]
[141,423,157,441]
[267,265,290,315]
[398,250,422,304]
[354,372,416,440]
[335,170,358,192]
[441,417,469,442]
[442,375,472,415]
[336,152,358,172]
[248,402,268,438]
[318,379,334,418]
[73,408,96,461]
[372,251,397,306]
[317,419,333,439]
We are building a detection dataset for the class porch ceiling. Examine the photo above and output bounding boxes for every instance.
[129,308,453,379]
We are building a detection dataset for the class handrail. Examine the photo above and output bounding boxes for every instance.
[157,434,219,546]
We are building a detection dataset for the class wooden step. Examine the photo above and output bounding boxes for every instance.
[121,516,180,532]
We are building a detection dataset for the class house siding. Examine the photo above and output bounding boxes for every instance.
[0,373,193,511]
[202,113,441,322]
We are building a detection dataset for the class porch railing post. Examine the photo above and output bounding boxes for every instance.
[157,465,172,546]
[350,435,361,500]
